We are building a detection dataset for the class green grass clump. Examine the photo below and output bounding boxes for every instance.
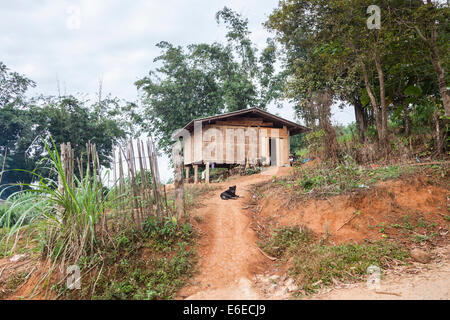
[260,226,313,258]
[0,138,120,262]
[260,226,409,295]
[290,241,409,294]
[58,216,196,300]
[0,192,45,229]
[274,159,422,199]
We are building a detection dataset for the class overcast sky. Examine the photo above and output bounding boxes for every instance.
[1,0,355,182]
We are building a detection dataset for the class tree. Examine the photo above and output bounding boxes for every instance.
[393,1,449,117]
[26,95,128,182]
[266,0,448,157]
[0,63,37,198]
[0,63,129,198]
[136,7,285,154]
[0,62,35,107]
[135,41,225,155]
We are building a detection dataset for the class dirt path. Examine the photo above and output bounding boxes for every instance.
[179,167,289,300]
[178,167,449,300]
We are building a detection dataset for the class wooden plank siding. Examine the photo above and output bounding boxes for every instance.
[183,123,290,167]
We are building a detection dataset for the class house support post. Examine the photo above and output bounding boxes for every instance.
[194,164,198,184]
[205,161,210,184]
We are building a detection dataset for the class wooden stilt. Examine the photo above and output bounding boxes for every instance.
[194,164,198,184]
[205,161,210,184]
[185,166,189,182]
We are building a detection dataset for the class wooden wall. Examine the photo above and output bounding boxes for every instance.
[183,118,290,167]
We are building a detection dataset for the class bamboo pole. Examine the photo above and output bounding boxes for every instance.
[118,148,127,227]
[147,138,163,219]
[136,139,149,221]
[141,140,154,217]
[0,148,8,186]
[122,145,137,226]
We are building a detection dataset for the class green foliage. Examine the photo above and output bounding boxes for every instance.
[95,246,194,300]
[0,271,28,298]
[260,225,409,295]
[61,217,197,300]
[260,226,313,258]
[266,0,449,155]
[143,216,192,248]
[0,138,120,263]
[289,241,409,294]
[0,63,128,199]
[0,62,35,107]
[0,192,44,228]
[290,161,408,197]
[209,167,229,181]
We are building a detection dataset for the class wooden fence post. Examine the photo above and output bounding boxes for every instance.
[147,138,164,219]
[0,147,7,186]
[173,139,185,219]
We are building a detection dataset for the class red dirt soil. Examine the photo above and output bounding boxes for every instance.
[256,175,449,245]
[179,169,448,300]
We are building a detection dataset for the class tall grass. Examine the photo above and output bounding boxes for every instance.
[0,192,44,229]
[0,139,120,265]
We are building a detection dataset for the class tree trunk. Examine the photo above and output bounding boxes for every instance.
[317,90,339,161]
[373,46,389,156]
[429,35,450,118]
[433,107,443,155]
[402,99,411,137]
[353,95,368,143]
[360,57,382,142]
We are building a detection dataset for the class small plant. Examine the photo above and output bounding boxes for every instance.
[402,215,414,230]
[143,216,193,248]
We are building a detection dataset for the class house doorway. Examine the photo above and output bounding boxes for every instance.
[269,137,277,166]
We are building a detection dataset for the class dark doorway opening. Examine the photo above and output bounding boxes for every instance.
[269,138,277,166]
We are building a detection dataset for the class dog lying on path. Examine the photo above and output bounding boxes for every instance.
[220,185,239,200]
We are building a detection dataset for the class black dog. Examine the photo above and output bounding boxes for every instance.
[220,185,239,200]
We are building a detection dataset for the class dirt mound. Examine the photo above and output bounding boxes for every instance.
[256,175,449,245]
[0,255,57,300]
